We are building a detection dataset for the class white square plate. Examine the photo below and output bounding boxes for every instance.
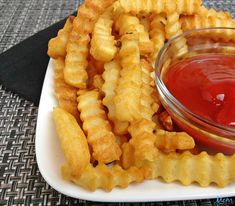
[35,59,235,202]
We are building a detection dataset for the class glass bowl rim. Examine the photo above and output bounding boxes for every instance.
[155,27,235,135]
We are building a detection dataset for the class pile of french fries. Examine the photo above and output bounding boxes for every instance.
[48,0,235,191]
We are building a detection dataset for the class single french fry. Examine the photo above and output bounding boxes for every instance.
[118,0,201,15]
[175,0,202,15]
[90,7,117,62]
[180,15,235,41]
[62,163,144,192]
[77,89,121,163]
[149,13,166,62]
[48,16,75,59]
[53,107,90,177]
[165,11,182,40]
[114,33,142,122]
[143,151,235,187]
[154,129,195,151]
[128,119,159,167]
[165,11,188,56]
[64,33,90,88]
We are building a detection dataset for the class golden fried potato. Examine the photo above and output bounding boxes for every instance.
[143,151,235,187]
[165,11,181,40]
[53,107,90,177]
[48,16,74,59]
[77,89,121,163]
[90,8,117,62]
[165,11,188,56]
[63,163,143,191]
[154,129,195,151]
[118,0,201,15]
[175,0,202,15]
[180,15,235,41]
[114,33,142,122]
[64,33,90,88]
[128,119,159,167]
[149,13,166,62]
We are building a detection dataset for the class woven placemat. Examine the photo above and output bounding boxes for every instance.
[0,0,234,205]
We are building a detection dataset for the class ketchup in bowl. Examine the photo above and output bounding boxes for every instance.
[164,54,235,129]
[155,28,235,155]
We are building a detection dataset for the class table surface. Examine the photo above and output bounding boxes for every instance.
[0,0,234,205]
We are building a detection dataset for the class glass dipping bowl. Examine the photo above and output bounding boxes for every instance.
[155,27,235,155]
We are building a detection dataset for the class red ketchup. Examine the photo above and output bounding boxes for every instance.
[164,54,235,153]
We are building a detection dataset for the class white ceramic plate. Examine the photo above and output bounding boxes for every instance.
[35,59,235,202]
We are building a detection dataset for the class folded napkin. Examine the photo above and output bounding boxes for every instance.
[0,13,76,106]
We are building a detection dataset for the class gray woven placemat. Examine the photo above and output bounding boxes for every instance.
[0,0,234,205]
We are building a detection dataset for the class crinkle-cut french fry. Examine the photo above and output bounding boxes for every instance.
[53,107,90,177]
[92,74,104,91]
[149,13,166,62]
[165,11,181,40]
[175,0,202,15]
[114,33,142,122]
[90,8,117,62]
[118,0,201,15]
[48,16,74,59]
[139,59,156,120]
[62,163,144,192]
[128,119,159,167]
[143,151,235,187]
[180,15,235,41]
[165,11,188,56]
[64,33,90,88]
[102,60,129,135]
[73,0,116,34]
[198,5,232,20]
[53,58,80,122]
[115,14,153,54]
[77,89,121,164]
[159,110,173,131]
[154,129,195,151]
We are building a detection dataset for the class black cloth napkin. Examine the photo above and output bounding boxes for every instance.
[0,12,76,106]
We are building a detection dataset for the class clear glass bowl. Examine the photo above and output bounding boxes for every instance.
[155,27,235,155]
